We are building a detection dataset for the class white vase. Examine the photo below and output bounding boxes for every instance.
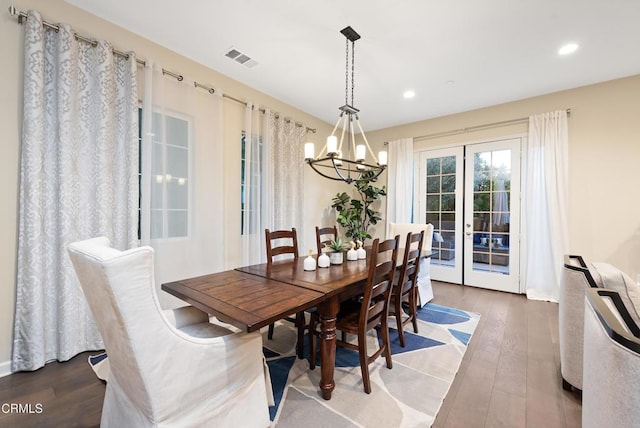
[318,253,330,268]
[304,255,317,271]
[347,248,358,261]
[357,247,366,260]
[329,251,344,265]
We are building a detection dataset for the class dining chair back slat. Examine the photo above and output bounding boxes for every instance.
[315,225,338,255]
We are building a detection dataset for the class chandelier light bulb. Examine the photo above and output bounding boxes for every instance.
[327,136,338,154]
[356,144,366,161]
[378,151,387,166]
[304,142,315,160]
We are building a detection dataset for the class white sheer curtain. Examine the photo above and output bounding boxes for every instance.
[141,63,224,307]
[385,137,414,226]
[242,104,273,265]
[384,137,433,305]
[13,11,138,371]
[522,110,570,302]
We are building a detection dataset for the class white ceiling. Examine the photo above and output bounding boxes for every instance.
[65,0,640,131]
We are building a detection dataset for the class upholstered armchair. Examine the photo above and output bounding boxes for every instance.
[560,255,640,392]
[68,237,271,428]
[559,254,600,391]
[388,222,434,306]
[583,288,640,428]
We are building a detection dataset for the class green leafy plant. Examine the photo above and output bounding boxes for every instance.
[331,171,387,243]
[328,237,349,252]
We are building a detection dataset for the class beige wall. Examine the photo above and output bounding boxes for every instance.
[367,74,640,281]
[1,0,638,370]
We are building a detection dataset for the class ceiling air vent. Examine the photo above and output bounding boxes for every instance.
[225,47,259,69]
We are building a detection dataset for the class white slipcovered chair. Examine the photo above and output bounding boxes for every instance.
[67,237,271,428]
[583,288,640,428]
[387,222,434,306]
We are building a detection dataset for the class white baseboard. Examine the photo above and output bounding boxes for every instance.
[0,360,12,378]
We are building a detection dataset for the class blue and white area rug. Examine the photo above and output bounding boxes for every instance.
[264,303,480,427]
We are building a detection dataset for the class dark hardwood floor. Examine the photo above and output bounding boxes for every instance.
[0,281,581,427]
[432,281,581,428]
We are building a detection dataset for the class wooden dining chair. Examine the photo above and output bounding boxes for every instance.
[265,228,299,262]
[265,228,306,358]
[315,225,338,255]
[389,230,425,347]
[310,236,399,394]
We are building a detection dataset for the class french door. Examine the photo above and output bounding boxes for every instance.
[415,138,521,293]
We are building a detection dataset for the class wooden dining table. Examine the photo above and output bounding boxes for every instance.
[162,256,372,400]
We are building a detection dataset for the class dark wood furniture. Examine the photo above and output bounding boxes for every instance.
[310,237,399,393]
[264,228,306,358]
[265,228,299,261]
[389,230,425,347]
[162,270,323,333]
[315,225,338,255]
[236,256,373,400]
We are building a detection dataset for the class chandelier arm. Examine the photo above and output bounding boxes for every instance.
[354,116,379,164]
[350,115,357,159]
[331,157,351,183]
[330,112,344,137]
[306,160,352,183]
[338,113,348,152]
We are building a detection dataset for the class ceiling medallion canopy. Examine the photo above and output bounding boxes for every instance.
[304,26,387,184]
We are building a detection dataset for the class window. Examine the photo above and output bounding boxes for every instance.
[150,111,190,239]
[240,131,263,235]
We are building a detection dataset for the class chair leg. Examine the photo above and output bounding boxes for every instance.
[295,312,305,359]
[358,330,371,394]
[410,288,419,334]
[268,323,275,340]
[395,298,406,347]
[381,319,393,369]
[309,314,317,370]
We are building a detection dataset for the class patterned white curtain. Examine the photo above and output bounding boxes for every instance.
[240,110,304,265]
[13,11,138,370]
[271,114,306,246]
[522,110,570,302]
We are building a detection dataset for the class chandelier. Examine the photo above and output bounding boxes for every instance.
[304,26,387,184]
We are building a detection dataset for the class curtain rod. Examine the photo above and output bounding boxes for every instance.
[410,108,571,142]
[9,5,316,134]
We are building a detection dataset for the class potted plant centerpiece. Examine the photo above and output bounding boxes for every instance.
[331,170,387,245]
[328,237,350,265]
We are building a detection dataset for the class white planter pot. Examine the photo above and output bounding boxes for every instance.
[329,251,344,265]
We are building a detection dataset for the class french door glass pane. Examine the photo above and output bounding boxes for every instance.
[425,155,456,266]
[472,150,511,274]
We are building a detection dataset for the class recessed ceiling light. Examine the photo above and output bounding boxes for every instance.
[403,90,415,99]
[558,43,579,55]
